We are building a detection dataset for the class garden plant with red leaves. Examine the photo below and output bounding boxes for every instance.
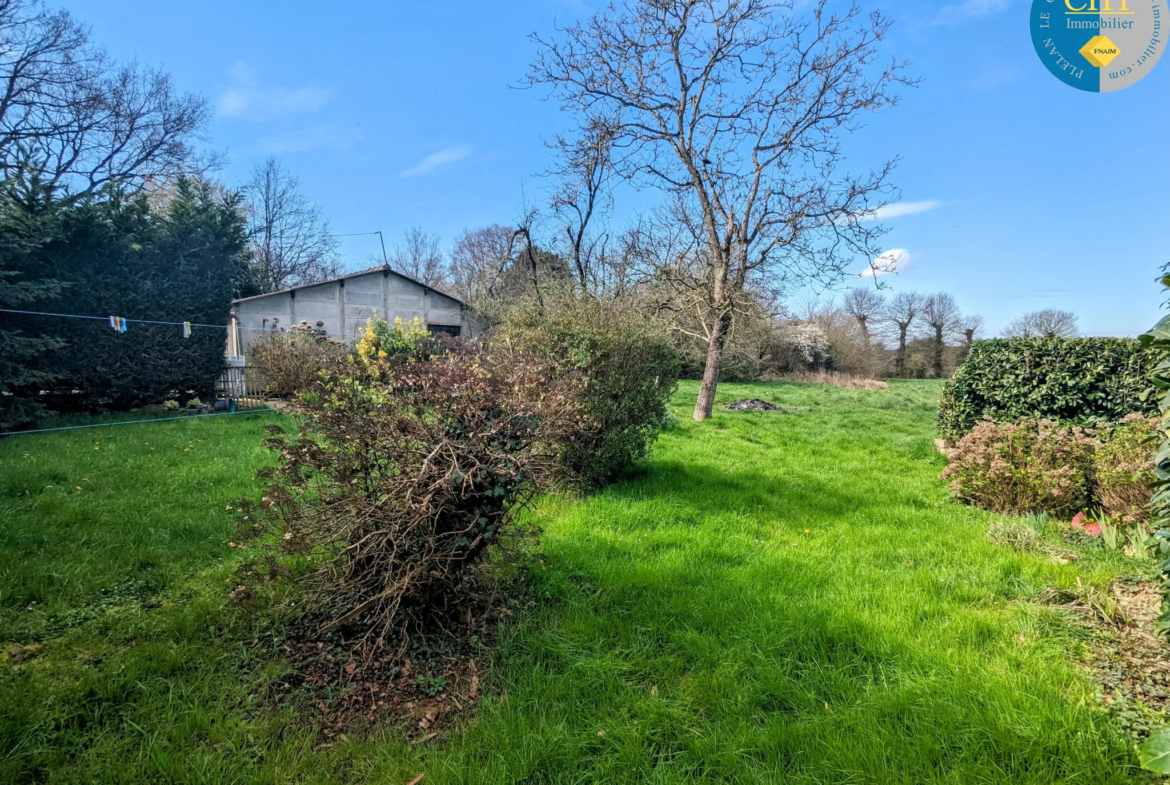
[231,339,585,661]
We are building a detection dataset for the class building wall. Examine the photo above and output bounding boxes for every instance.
[229,270,472,358]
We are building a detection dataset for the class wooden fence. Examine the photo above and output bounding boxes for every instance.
[216,365,273,410]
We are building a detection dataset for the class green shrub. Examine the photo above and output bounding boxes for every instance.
[938,337,1157,442]
[498,298,681,488]
[1092,414,1157,525]
[940,417,1095,517]
[354,314,438,366]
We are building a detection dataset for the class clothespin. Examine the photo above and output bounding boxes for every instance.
[182,322,191,338]
[119,318,127,333]
[109,316,117,331]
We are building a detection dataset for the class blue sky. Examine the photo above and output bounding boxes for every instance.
[63,0,1169,336]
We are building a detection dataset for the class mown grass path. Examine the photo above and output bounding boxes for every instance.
[0,381,1143,783]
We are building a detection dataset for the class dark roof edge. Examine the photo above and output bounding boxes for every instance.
[231,265,465,307]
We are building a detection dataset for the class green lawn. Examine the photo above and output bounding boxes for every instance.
[0,381,1147,783]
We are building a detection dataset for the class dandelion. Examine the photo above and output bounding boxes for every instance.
[804,528,810,533]
[76,486,82,490]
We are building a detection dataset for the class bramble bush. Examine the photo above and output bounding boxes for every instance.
[937,337,1157,442]
[248,321,346,396]
[497,297,681,488]
[232,339,583,656]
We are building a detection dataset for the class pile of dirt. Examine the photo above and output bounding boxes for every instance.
[723,399,781,411]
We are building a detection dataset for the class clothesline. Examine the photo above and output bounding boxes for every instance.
[0,307,280,332]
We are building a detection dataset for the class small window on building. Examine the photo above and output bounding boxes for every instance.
[427,324,461,337]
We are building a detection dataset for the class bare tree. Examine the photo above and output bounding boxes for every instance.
[960,313,985,345]
[529,0,911,420]
[550,115,616,295]
[1003,308,1078,339]
[843,287,885,346]
[391,226,447,288]
[0,0,211,194]
[449,224,515,316]
[920,292,961,378]
[243,157,339,293]
[885,291,923,377]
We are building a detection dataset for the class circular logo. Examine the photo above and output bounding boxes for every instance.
[1030,0,1165,91]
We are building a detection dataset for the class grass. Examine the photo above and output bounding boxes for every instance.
[0,381,1149,783]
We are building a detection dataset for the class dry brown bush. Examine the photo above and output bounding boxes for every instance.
[773,369,889,390]
[247,322,346,396]
[940,418,1095,517]
[232,340,584,659]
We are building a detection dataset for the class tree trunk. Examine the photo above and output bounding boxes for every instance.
[896,325,908,377]
[932,326,944,378]
[693,312,731,422]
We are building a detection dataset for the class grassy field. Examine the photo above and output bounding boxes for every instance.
[0,381,1148,783]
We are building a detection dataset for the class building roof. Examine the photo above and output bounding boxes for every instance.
[231,265,464,306]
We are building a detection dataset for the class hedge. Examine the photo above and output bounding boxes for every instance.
[937,337,1157,441]
[0,176,253,421]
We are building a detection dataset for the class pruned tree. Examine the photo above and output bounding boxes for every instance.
[1003,308,1078,339]
[528,0,911,420]
[391,225,447,288]
[0,0,211,194]
[920,292,961,378]
[843,287,885,346]
[885,291,922,377]
[243,157,339,293]
[960,313,985,345]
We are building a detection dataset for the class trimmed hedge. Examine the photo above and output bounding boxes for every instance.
[938,337,1157,441]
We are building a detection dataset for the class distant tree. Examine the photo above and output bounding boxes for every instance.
[449,224,514,315]
[960,313,985,345]
[0,0,211,194]
[391,225,447,288]
[920,292,961,378]
[549,115,615,295]
[528,0,910,421]
[243,157,339,293]
[885,291,923,377]
[843,288,885,346]
[1004,308,1079,339]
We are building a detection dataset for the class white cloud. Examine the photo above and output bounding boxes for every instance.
[855,200,943,222]
[400,146,473,177]
[218,61,329,119]
[858,248,912,278]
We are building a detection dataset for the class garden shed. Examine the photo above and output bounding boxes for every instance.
[226,265,478,361]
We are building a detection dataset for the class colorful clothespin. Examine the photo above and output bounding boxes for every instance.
[118,317,127,333]
[109,316,117,331]
[182,322,191,338]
